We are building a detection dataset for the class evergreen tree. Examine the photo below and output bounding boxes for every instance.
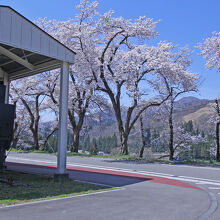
[83,135,91,151]
[89,138,98,155]
[112,133,118,148]
[184,120,193,133]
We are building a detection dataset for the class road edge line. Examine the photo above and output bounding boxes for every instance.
[195,186,218,220]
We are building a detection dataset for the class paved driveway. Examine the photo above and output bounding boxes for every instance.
[2,152,220,220]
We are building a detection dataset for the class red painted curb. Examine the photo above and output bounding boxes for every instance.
[6,162,201,190]
[67,166,201,190]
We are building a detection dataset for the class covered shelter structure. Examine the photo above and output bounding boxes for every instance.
[0,5,75,178]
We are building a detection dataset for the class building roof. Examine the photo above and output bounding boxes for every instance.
[0,6,75,81]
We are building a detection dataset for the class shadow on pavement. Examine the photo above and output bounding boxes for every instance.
[6,162,149,188]
[67,169,149,187]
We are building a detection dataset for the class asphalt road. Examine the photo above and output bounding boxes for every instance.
[2,152,220,220]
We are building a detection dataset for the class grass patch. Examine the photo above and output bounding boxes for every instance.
[9,148,136,159]
[66,152,136,159]
[0,170,112,207]
[10,148,55,154]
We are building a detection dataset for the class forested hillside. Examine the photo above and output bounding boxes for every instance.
[37,96,215,158]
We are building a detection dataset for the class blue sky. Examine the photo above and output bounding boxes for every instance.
[1,0,220,99]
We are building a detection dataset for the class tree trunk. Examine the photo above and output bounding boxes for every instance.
[11,121,19,149]
[118,125,129,155]
[169,96,174,161]
[42,127,58,151]
[115,108,130,155]
[169,123,174,161]
[139,115,146,158]
[31,129,39,150]
[169,148,174,161]
[120,133,129,155]
[101,84,129,155]
[34,95,40,150]
[69,110,87,153]
[118,125,125,154]
[113,104,127,155]
[71,131,80,153]
[216,122,220,162]
[21,94,42,151]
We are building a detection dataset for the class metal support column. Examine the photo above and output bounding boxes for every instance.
[57,61,69,176]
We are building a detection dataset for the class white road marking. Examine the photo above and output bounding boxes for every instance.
[208,187,220,190]
[7,157,175,177]
[74,180,114,188]
[179,175,220,183]
[9,153,220,171]
[7,156,220,188]
[161,163,220,171]
[196,181,220,186]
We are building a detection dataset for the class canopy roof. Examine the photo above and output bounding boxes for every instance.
[0,5,75,81]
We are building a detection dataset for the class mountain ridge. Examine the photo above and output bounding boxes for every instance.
[41,96,215,136]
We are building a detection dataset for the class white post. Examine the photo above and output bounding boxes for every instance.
[57,62,69,174]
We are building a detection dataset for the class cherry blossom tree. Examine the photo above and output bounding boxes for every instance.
[36,0,200,155]
[139,114,151,158]
[172,127,207,158]
[41,66,106,153]
[198,32,220,161]
[163,50,198,160]
[10,74,48,150]
[40,71,60,151]
[208,99,220,161]
[152,47,198,160]
[68,71,107,152]
[198,32,220,71]
[152,126,207,159]
[155,87,199,160]
[36,1,107,153]
[9,99,30,149]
